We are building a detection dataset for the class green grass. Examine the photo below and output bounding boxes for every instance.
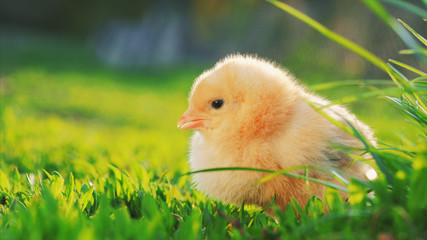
[1,1,426,237]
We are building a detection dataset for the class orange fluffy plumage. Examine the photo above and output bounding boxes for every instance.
[177,55,376,212]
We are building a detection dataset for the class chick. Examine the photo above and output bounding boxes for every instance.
[177,55,376,211]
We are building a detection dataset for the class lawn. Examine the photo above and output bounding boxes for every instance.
[0,29,424,239]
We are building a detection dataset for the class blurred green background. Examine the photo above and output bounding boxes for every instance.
[0,0,424,175]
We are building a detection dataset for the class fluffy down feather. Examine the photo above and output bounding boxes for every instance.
[178,55,376,211]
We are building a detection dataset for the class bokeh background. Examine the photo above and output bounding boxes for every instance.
[1,0,426,174]
[2,0,426,74]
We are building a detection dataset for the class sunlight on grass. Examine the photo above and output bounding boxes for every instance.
[1,67,194,175]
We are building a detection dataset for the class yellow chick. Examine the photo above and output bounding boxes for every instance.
[177,55,376,212]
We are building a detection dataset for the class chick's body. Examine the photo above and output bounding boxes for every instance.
[178,55,376,211]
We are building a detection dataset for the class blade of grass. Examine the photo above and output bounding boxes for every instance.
[362,0,427,64]
[399,49,416,55]
[361,0,419,48]
[239,201,245,222]
[344,119,394,184]
[397,18,427,47]
[187,167,273,175]
[382,0,427,19]
[305,100,354,136]
[389,59,427,76]
[267,0,389,72]
[386,64,417,102]
[398,48,427,56]
[310,80,394,91]
[260,194,276,213]
[385,96,427,126]
[386,64,427,111]
[256,164,353,185]
[331,171,350,185]
[187,167,349,192]
[0,192,28,209]
[389,63,412,83]
[307,99,395,184]
[410,76,427,83]
[320,87,403,108]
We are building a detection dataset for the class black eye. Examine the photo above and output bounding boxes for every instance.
[211,99,224,109]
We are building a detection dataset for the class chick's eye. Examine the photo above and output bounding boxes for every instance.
[211,99,224,109]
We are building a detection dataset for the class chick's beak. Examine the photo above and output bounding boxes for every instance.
[177,110,205,130]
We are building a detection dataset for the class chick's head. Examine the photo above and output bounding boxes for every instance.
[178,55,301,140]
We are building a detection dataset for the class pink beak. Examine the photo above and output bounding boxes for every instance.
[177,110,205,130]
